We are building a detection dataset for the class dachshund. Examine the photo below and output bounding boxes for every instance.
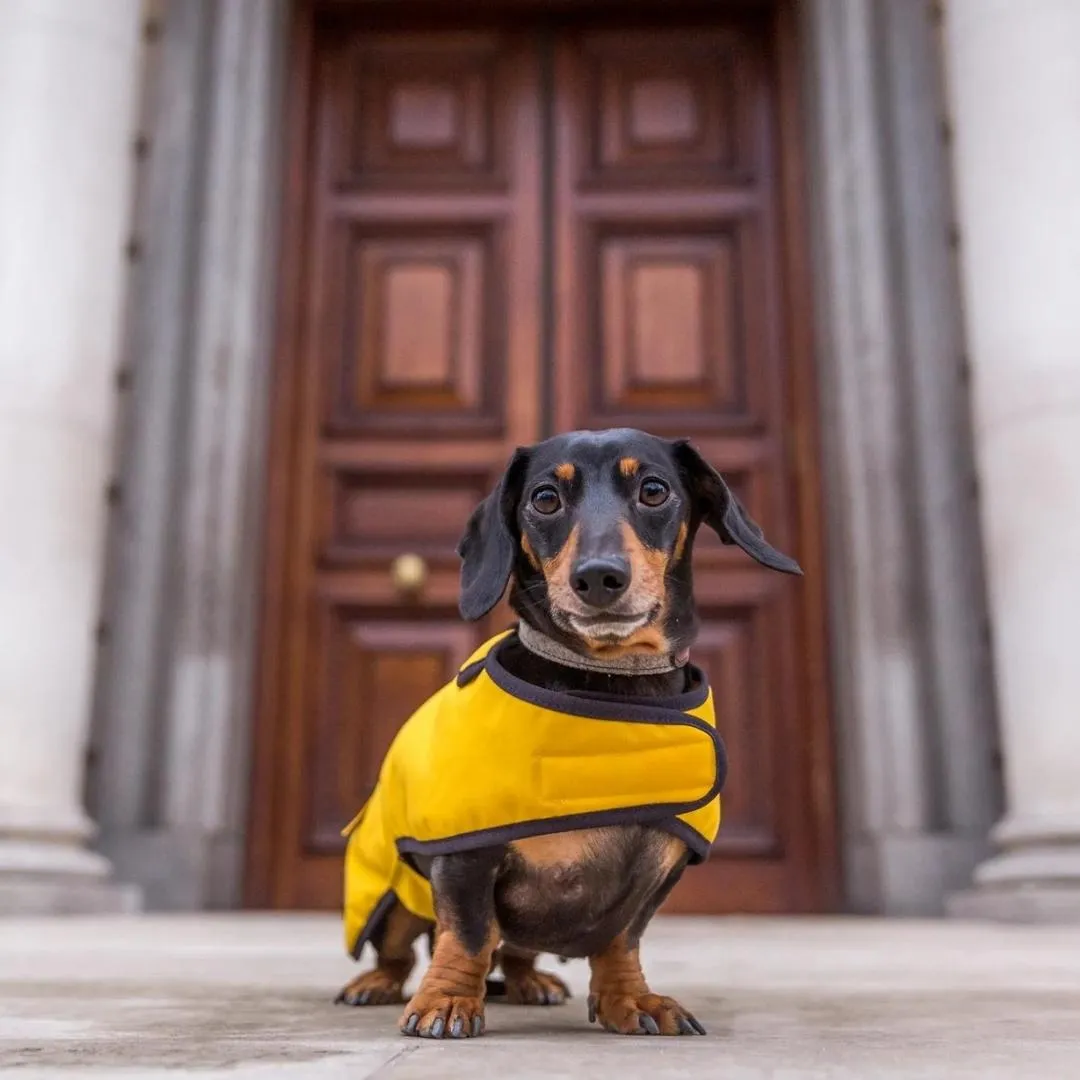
[335,428,800,1038]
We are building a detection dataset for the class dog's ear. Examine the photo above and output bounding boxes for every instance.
[456,448,532,620]
[672,440,802,576]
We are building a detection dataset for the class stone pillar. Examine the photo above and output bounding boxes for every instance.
[944,1,1080,920]
[0,0,143,912]
[803,0,999,915]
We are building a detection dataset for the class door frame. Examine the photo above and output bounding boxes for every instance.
[87,0,998,918]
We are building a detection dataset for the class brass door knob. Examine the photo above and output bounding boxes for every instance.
[390,553,428,595]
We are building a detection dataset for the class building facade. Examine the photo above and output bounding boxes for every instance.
[0,0,1076,921]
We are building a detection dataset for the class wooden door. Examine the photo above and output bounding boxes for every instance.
[248,21,543,908]
[552,18,834,912]
[248,3,836,914]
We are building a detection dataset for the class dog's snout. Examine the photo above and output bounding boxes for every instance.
[571,557,630,609]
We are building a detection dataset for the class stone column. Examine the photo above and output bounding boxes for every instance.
[944,1,1080,920]
[804,0,999,915]
[0,0,144,912]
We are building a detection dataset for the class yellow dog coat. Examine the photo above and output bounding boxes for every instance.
[342,631,726,958]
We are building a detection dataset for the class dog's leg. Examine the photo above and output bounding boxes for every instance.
[498,944,571,1006]
[400,848,503,1039]
[336,900,429,1006]
[586,933,705,1036]
[586,856,705,1036]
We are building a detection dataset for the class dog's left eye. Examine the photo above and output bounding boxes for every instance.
[639,478,670,507]
[531,485,562,514]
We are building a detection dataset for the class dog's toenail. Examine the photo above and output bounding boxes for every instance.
[639,1014,660,1035]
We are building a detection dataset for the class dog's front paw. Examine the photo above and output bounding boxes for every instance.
[588,992,706,1036]
[335,968,407,1006]
[504,966,571,1006]
[400,991,486,1039]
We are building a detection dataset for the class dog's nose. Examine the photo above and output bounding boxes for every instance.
[572,557,630,609]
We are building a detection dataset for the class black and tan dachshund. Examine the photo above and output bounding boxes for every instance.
[336,428,801,1037]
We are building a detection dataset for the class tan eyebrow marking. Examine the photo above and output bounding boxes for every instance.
[554,463,575,482]
[619,457,639,478]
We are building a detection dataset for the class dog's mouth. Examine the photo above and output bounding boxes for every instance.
[553,604,661,643]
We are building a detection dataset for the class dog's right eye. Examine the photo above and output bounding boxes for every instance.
[531,486,561,515]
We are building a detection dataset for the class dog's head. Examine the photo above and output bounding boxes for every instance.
[457,429,801,658]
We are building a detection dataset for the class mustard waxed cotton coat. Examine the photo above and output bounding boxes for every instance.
[342,631,726,958]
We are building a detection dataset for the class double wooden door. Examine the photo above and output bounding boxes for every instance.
[248,2,837,914]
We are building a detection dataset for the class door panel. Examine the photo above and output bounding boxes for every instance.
[249,5,835,915]
[553,25,826,911]
[554,29,774,437]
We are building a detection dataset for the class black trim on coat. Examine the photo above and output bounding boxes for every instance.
[484,633,713,716]
[455,656,487,687]
[651,815,717,859]
[397,808,717,866]
[348,888,398,960]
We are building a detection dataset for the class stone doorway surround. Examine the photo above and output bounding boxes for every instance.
[85,0,287,910]
[81,0,1001,915]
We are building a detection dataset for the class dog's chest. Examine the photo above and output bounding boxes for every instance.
[492,826,684,957]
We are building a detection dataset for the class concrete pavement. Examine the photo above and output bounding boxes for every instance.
[1,914,1078,1078]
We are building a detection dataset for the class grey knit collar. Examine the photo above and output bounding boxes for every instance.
[516,620,688,676]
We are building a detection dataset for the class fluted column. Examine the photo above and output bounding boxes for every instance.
[944,0,1080,920]
[0,0,144,911]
